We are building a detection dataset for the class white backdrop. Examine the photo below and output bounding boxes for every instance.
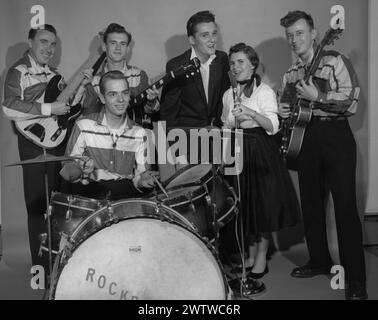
[0,0,371,256]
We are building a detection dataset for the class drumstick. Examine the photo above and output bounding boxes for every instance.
[151,175,169,198]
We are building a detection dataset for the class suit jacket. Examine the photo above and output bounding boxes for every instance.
[159,49,230,128]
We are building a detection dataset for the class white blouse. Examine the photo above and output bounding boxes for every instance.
[221,81,279,135]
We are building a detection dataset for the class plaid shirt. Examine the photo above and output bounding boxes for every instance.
[281,49,360,117]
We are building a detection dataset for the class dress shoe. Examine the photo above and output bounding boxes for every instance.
[242,278,266,297]
[228,277,266,298]
[291,263,331,278]
[248,265,269,279]
[345,281,368,300]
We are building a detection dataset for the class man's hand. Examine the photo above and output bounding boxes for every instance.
[51,101,70,115]
[138,170,160,189]
[144,85,160,113]
[78,156,95,175]
[278,103,291,119]
[81,68,94,86]
[146,85,160,102]
[78,156,95,185]
[296,76,318,101]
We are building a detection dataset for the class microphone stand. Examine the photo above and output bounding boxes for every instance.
[211,163,219,252]
[228,72,250,298]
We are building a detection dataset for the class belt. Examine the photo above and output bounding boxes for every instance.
[312,116,348,122]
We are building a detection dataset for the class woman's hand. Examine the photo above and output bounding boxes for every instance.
[232,103,255,121]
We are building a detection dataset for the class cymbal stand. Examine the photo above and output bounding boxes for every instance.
[43,148,53,285]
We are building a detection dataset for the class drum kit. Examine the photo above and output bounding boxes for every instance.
[5,154,240,300]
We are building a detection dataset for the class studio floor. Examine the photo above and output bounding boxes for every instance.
[0,226,377,300]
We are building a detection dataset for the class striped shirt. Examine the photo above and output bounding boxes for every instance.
[82,60,159,116]
[64,109,150,188]
[281,50,360,117]
[2,52,60,120]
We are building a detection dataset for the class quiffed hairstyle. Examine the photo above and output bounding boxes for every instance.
[99,70,128,95]
[186,10,216,37]
[28,24,57,39]
[280,10,314,29]
[103,23,132,45]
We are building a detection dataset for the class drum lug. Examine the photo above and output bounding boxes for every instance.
[106,202,114,222]
[38,233,47,257]
[44,205,53,220]
[65,209,72,221]
[205,195,212,207]
[155,203,169,222]
[188,194,196,213]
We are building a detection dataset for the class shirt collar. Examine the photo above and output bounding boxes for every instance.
[95,107,132,130]
[104,60,128,74]
[190,47,216,66]
[27,52,52,74]
[295,45,315,67]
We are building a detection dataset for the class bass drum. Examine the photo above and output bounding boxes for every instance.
[51,199,229,300]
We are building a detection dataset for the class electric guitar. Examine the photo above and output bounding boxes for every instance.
[128,57,200,128]
[15,52,106,149]
[280,27,343,160]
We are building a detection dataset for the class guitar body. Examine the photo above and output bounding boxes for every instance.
[14,52,106,149]
[282,100,312,159]
[14,75,82,149]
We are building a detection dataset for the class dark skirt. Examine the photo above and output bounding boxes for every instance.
[232,127,300,236]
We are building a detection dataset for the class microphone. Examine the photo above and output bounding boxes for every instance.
[228,71,238,105]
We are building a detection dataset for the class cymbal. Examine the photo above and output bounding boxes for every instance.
[4,155,82,167]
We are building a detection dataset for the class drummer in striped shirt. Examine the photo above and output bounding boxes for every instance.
[60,70,158,200]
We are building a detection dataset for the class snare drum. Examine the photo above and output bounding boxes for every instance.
[149,184,212,238]
[163,164,237,227]
[40,192,103,255]
[50,199,229,300]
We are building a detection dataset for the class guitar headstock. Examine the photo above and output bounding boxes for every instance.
[173,57,200,79]
[321,27,343,48]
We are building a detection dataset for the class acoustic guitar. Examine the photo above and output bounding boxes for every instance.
[280,27,343,160]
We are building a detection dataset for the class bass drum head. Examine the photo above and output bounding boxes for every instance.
[54,201,227,300]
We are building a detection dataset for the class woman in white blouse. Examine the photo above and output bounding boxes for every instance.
[221,43,300,283]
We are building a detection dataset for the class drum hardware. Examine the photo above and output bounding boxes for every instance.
[65,209,72,221]
[51,199,230,300]
[105,201,115,225]
[151,175,169,198]
[187,192,196,213]
[38,233,47,257]
[202,183,212,207]
[65,195,74,221]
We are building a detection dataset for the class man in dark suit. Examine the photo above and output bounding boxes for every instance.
[160,10,230,129]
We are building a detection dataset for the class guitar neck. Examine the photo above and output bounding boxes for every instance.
[304,46,323,83]
[57,52,106,104]
[131,72,173,106]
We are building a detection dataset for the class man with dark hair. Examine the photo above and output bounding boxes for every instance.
[2,25,70,273]
[160,10,230,129]
[82,22,160,129]
[60,70,158,200]
[278,10,367,300]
